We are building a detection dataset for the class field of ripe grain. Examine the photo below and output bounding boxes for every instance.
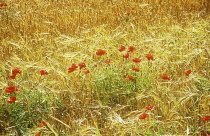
[0,0,210,135]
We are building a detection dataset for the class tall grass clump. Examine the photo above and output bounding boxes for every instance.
[93,65,153,105]
[0,0,210,135]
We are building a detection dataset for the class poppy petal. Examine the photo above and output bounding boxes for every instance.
[138,113,149,119]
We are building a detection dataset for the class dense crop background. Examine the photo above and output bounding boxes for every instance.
[0,0,209,135]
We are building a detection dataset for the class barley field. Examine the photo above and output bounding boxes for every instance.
[0,0,210,136]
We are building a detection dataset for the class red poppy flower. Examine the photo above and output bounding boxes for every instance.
[0,3,7,7]
[68,68,75,73]
[12,68,22,75]
[5,85,18,94]
[96,49,106,56]
[104,59,111,64]
[199,72,204,74]
[201,132,210,136]
[78,62,86,69]
[83,70,90,74]
[201,116,210,121]
[38,121,47,127]
[68,63,78,73]
[123,53,130,58]
[68,68,76,73]
[40,69,49,75]
[185,70,192,76]
[131,7,135,10]
[145,104,155,110]
[118,46,126,52]
[94,64,98,67]
[145,54,154,60]
[128,46,136,52]
[132,67,140,72]
[132,58,141,63]
[201,131,210,136]
[10,68,22,79]
[35,134,41,136]
[10,75,16,79]
[8,96,16,104]
[138,113,149,119]
[162,74,170,80]
[127,76,135,82]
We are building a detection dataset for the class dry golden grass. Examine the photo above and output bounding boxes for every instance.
[0,0,210,135]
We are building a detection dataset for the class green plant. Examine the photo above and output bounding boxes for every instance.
[196,77,210,92]
[1,89,52,135]
[93,66,152,105]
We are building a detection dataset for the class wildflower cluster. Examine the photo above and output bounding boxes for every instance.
[0,3,7,7]
[68,62,89,74]
[138,104,155,120]
[3,44,207,136]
